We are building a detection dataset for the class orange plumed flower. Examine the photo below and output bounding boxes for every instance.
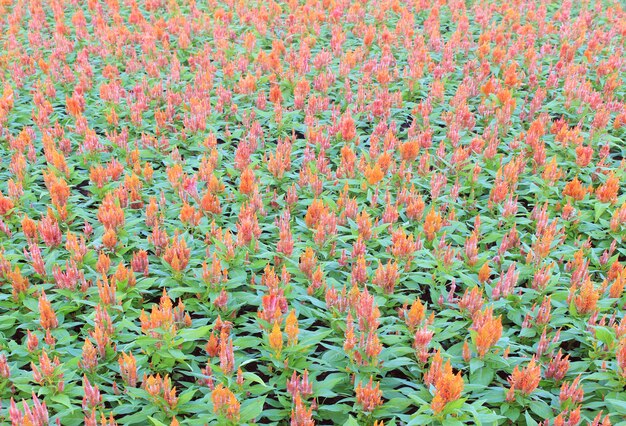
[596,172,620,204]
[118,352,137,387]
[610,273,625,299]
[80,339,98,372]
[239,167,256,195]
[405,298,425,329]
[102,228,118,250]
[506,357,541,401]
[574,278,599,315]
[96,251,111,275]
[355,376,383,413]
[462,341,471,362]
[39,291,58,330]
[431,360,464,414]
[478,262,491,283]
[304,199,327,229]
[0,191,14,216]
[473,308,502,358]
[424,208,443,241]
[285,310,299,346]
[180,202,201,227]
[212,384,240,422]
[291,391,314,426]
[542,157,563,185]
[8,266,29,300]
[299,247,317,278]
[339,111,356,141]
[97,194,125,230]
[364,163,384,185]
[163,233,191,272]
[201,191,222,215]
[269,321,283,356]
[399,139,420,162]
[617,338,626,379]
[143,374,178,409]
[21,215,38,241]
[563,177,587,201]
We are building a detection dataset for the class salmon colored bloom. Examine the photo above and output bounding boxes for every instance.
[285,310,299,346]
[0,191,14,216]
[372,260,399,294]
[239,167,256,195]
[119,352,138,387]
[269,321,283,356]
[478,262,491,283]
[8,266,28,300]
[574,278,599,315]
[424,208,443,241]
[399,139,420,162]
[39,291,58,330]
[143,374,178,409]
[472,307,502,358]
[355,376,383,413]
[21,215,37,241]
[212,384,240,422]
[163,232,191,272]
[39,208,62,247]
[97,194,125,230]
[140,289,191,343]
[431,360,464,414]
[405,298,425,329]
[617,339,626,379]
[596,172,620,204]
[291,392,314,426]
[79,339,98,372]
[506,357,541,401]
[563,177,587,201]
[364,163,384,185]
[102,228,118,250]
[610,273,625,299]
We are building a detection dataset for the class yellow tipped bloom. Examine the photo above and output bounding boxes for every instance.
[269,321,283,356]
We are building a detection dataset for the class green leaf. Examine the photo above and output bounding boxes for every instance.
[595,202,609,221]
[606,399,626,415]
[529,400,552,419]
[469,358,484,373]
[343,415,360,426]
[240,395,266,423]
[525,411,538,426]
[595,326,615,347]
[442,418,464,426]
[50,393,72,409]
[470,366,494,386]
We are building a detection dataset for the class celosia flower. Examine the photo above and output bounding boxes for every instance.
[431,360,464,414]
[405,298,425,329]
[596,172,620,204]
[291,392,314,426]
[80,339,99,373]
[38,291,58,330]
[143,374,178,409]
[506,358,541,401]
[285,310,299,346]
[574,278,599,315]
[163,232,191,272]
[212,384,240,422]
[269,321,283,357]
[355,376,383,413]
[118,352,138,387]
[472,307,502,358]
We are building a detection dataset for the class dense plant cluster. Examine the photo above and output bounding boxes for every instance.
[0,0,625,425]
